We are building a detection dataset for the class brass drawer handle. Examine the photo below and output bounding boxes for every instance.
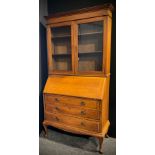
[55,107,60,111]
[55,98,59,102]
[55,117,59,122]
[80,111,86,115]
[80,101,85,106]
[80,122,85,126]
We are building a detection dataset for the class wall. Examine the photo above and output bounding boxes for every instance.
[39,0,48,133]
[48,0,115,14]
[39,0,48,26]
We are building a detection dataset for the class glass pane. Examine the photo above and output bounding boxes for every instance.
[78,21,103,71]
[51,26,71,71]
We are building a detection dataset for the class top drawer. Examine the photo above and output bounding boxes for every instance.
[44,94,100,110]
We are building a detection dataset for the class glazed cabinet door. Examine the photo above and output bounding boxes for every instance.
[47,23,74,75]
[75,18,105,75]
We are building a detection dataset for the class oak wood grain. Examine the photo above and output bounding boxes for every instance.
[43,4,113,153]
[44,94,100,109]
[45,102,100,120]
[43,76,106,99]
[45,111,100,132]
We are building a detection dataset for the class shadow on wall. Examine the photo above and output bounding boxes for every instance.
[39,22,48,134]
[109,10,116,138]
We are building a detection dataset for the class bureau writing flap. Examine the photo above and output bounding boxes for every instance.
[43,76,107,99]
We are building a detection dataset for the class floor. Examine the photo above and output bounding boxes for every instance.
[39,128,116,155]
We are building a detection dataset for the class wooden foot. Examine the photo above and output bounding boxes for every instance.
[43,124,48,137]
[98,137,104,154]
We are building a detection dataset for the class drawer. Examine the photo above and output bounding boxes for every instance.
[45,112,100,133]
[44,94,100,109]
[46,103,100,120]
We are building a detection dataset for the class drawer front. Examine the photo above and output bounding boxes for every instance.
[46,103,100,120]
[45,112,100,133]
[44,94,100,109]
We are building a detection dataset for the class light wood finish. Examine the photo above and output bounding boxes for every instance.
[98,137,104,153]
[45,112,100,132]
[43,120,110,138]
[48,22,75,75]
[47,26,53,73]
[103,16,112,75]
[43,76,106,99]
[71,21,77,74]
[43,4,113,153]
[72,17,105,76]
[45,5,112,24]
[46,5,112,77]
[72,21,78,74]
[45,4,113,19]
[44,94,100,110]
[45,98,100,120]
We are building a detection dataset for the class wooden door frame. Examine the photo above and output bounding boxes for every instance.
[47,21,75,75]
[74,17,106,76]
[47,16,112,77]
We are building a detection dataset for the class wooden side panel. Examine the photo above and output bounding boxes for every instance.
[75,17,105,76]
[103,16,112,76]
[47,26,53,74]
[101,77,110,127]
[71,21,77,74]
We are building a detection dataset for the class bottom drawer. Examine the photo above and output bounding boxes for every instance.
[45,112,100,133]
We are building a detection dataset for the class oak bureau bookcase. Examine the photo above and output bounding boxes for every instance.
[43,4,113,153]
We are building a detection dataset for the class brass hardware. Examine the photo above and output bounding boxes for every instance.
[55,98,59,102]
[55,117,59,121]
[55,107,60,111]
[80,122,85,126]
[80,101,85,106]
[80,111,86,115]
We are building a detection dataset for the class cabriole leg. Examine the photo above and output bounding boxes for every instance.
[43,124,48,137]
[98,137,104,154]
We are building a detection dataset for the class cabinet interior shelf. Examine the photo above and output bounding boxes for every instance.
[79,51,102,55]
[51,31,103,39]
[52,53,71,57]
[52,51,102,58]
[78,31,103,36]
[52,34,71,39]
